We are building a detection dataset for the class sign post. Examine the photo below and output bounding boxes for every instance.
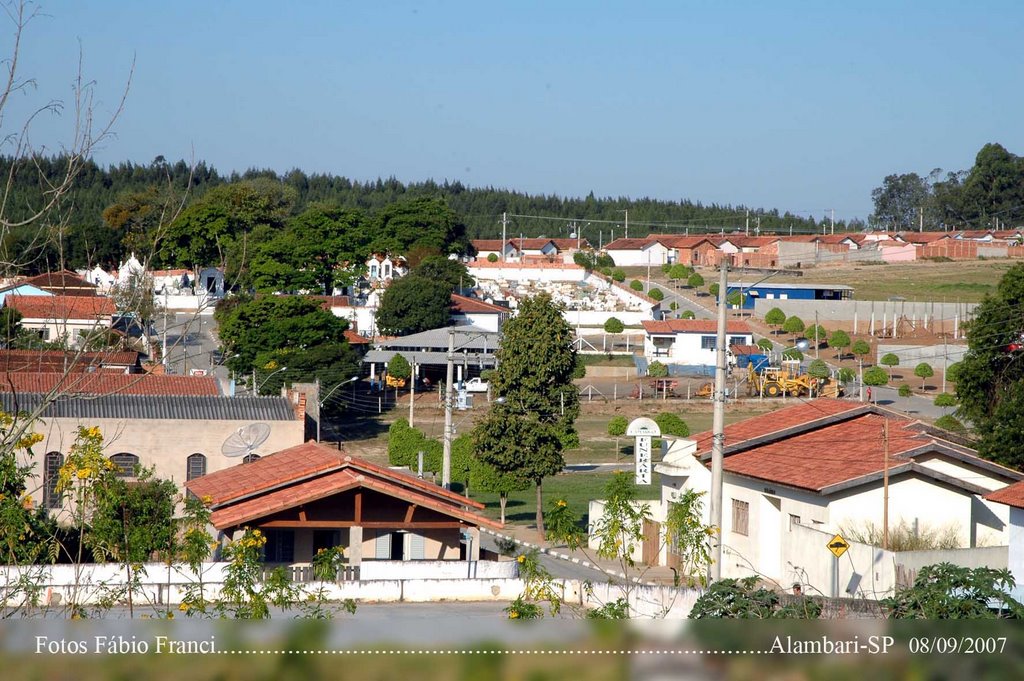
[626,417,661,485]
[827,533,849,598]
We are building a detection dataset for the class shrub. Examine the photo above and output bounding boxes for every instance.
[851,339,871,359]
[611,268,626,282]
[838,367,856,383]
[828,330,850,357]
[781,348,803,361]
[708,282,720,298]
[629,279,644,291]
[649,288,664,301]
[933,392,957,408]
[945,361,962,383]
[604,317,625,334]
[654,412,689,437]
[782,315,805,336]
[842,520,961,552]
[647,361,668,378]
[669,263,692,281]
[898,383,912,398]
[756,338,773,351]
[764,307,786,326]
[669,301,679,311]
[388,353,411,381]
[914,362,934,388]
[689,577,822,619]
[486,253,499,263]
[596,253,615,268]
[863,366,889,386]
[572,356,586,379]
[661,263,672,274]
[687,272,705,288]
[681,310,696,319]
[935,414,967,433]
[807,359,829,379]
[607,415,628,437]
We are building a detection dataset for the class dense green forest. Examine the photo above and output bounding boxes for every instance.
[0,155,837,276]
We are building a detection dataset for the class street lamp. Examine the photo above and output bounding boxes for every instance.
[317,376,360,442]
[252,366,288,395]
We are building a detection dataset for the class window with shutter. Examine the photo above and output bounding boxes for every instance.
[409,533,425,560]
[375,532,391,559]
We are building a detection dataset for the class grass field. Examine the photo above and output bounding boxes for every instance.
[471,470,662,527]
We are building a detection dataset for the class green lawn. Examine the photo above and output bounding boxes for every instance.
[471,471,662,527]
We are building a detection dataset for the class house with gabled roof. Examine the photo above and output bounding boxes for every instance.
[24,270,98,297]
[186,442,502,565]
[450,293,510,332]
[5,294,115,347]
[603,237,672,267]
[644,400,1023,585]
[641,318,753,365]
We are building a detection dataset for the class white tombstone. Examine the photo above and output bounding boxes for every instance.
[626,417,661,485]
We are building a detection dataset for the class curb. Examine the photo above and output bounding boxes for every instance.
[482,528,660,586]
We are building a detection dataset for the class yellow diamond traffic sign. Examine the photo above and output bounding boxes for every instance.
[827,533,849,559]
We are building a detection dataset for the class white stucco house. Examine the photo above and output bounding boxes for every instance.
[641,319,753,365]
[4,294,115,346]
[450,293,510,332]
[984,482,1024,601]
[603,238,672,267]
[641,400,1023,588]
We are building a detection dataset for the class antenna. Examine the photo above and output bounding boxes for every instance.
[221,423,272,458]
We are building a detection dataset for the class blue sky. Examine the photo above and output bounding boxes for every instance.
[8,1,1024,221]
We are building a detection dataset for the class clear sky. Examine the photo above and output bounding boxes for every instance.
[8,0,1024,222]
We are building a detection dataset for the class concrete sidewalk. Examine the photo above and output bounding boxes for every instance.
[483,524,683,587]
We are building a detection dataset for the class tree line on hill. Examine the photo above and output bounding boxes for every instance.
[1,154,838,278]
[870,142,1024,232]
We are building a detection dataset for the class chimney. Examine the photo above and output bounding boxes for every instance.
[282,386,307,421]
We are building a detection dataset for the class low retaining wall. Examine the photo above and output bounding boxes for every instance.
[0,561,705,617]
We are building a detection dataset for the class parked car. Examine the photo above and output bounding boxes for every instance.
[464,377,490,393]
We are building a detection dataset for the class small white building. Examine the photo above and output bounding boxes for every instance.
[985,482,1024,602]
[450,293,510,333]
[471,239,520,262]
[603,238,672,267]
[641,319,753,365]
[4,294,115,347]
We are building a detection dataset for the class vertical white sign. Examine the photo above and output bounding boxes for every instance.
[635,435,652,485]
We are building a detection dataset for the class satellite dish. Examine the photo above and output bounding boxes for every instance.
[222,423,272,458]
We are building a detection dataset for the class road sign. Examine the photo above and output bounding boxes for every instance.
[827,533,849,559]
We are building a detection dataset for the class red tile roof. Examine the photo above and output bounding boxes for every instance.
[648,235,713,249]
[986,482,1024,509]
[186,442,499,530]
[23,270,97,294]
[642,319,752,335]
[898,232,950,244]
[472,239,509,252]
[685,399,1019,493]
[0,372,221,396]
[604,237,665,250]
[548,238,590,250]
[0,350,140,373]
[451,293,508,315]
[343,329,371,345]
[513,238,556,250]
[6,294,115,320]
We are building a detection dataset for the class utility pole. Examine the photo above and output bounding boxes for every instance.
[883,418,890,550]
[814,311,819,359]
[625,209,629,239]
[831,208,835,235]
[745,209,749,236]
[919,207,924,233]
[408,359,416,427]
[501,212,508,262]
[442,329,455,489]
[709,261,729,583]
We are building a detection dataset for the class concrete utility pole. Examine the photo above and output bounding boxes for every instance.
[442,329,455,489]
[709,261,729,583]
[745,209,749,236]
[831,208,835,235]
[625,209,629,239]
[501,212,508,262]
[408,359,416,427]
